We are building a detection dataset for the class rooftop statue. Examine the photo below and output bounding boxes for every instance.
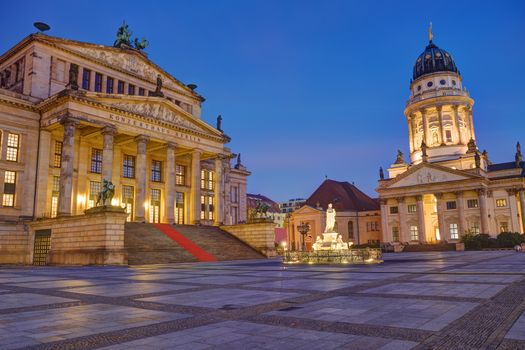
[114,21,149,51]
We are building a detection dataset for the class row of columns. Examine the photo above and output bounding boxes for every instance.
[408,104,473,152]
[56,117,224,225]
[381,188,525,243]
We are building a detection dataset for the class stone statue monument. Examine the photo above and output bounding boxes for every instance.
[325,203,336,233]
[217,114,223,132]
[96,179,115,207]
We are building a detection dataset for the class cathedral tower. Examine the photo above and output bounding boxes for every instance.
[403,25,476,167]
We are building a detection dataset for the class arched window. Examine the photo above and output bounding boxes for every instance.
[348,221,354,240]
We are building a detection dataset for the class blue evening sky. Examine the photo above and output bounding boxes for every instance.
[3,1,525,201]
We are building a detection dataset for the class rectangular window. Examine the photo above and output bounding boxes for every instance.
[122,185,134,222]
[150,189,161,223]
[82,68,91,90]
[88,181,101,209]
[450,223,459,239]
[467,199,478,208]
[500,222,509,233]
[90,148,103,173]
[392,227,400,242]
[175,164,186,185]
[208,195,214,220]
[123,155,135,178]
[446,201,457,210]
[471,222,480,235]
[53,141,62,167]
[231,186,239,203]
[94,73,103,92]
[51,176,60,218]
[51,59,66,82]
[138,87,145,96]
[6,133,19,162]
[117,80,125,94]
[496,199,507,208]
[410,225,419,241]
[200,195,205,220]
[445,129,452,143]
[389,206,398,214]
[407,204,417,213]
[200,169,214,191]
[151,160,162,182]
[128,84,135,95]
[175,192,185,224]
[106,77,114,93]
[2,171,16,207]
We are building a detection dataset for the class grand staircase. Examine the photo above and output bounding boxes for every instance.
[124,223,263,265]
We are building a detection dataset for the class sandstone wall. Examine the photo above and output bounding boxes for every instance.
[0,221,30,264]
[222,222,276,257]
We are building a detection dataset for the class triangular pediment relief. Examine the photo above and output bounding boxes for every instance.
[293,205,322,215]
[386,163,479,189]
[38,36,194,96]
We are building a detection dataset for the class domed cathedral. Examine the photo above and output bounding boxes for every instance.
[377,25,525,246]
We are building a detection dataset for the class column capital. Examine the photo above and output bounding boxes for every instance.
[452,104,460,112]
[436,105,443,113]
[453,190,464,197]
[416,195,423,201]
[101,125,117,136]
[59,114,79,127]
[166,141,177,150]
[379,199,388,205]
[135,135,150,144]
[434,192,443,200]
[477,188,487,196]
[506,188,519,196]
[395,197,405,203]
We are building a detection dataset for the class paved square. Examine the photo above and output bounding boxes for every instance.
[0,251,524,349]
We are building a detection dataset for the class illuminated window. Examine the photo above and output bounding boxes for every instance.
[53,141,62,167]
[94,72,103,92]
[348,221,354,239]
[123,155,135,178]
[496,199,507,208]
[200,195,205,220]
[407,204,417,213]
[151,160,162,182]
[392,227,399,242]
[175,192,184,224]
[471,222,480,234]
[450,223,459,239]
[208,195,214,220]
[467,199,478,208]
[122,185,134,222]
[90,148,102,173]
[175,164,186,185]
[6,133,19,162]
[410,225,419,241]
[500,222,509,233]
[2,171,16,207]
[201,170,214,191]
[82,68,91,90]
[106,77,114,93]
[51,176,60,218]
[149,189,161,223]
[389,206,398,214]
[88,181,101,208]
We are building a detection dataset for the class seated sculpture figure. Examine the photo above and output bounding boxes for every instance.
[335,235,349,250]
[312,236,324,251]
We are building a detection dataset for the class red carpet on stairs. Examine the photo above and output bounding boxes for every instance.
[153,224,217,262]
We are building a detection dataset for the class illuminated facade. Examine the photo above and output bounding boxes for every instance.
[377,29,525,244]
[0,33,249,262]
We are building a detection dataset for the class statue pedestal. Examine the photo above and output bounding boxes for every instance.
[322,232,338,243]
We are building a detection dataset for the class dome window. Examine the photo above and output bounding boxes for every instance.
[417,85,422,91]
[452,80,457,86]
[417,57,422,62]
[440,79,446,85]
[425,54,431,60]
[435,52,442,57]
[427,81,433,87]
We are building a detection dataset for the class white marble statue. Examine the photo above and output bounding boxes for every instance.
[313,236,323,251]
[325,203,336,233]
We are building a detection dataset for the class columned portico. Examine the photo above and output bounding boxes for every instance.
[190,149,201,225]
[135,135,149,222]
[416,195,425,242]
[58,117,78,216]
[478,189,489,234]
[165,142,176,224]
[455,191,466,235]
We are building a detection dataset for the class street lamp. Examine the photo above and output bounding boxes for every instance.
[297,222,310,251]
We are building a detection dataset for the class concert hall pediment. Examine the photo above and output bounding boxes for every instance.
[385,164,478,189]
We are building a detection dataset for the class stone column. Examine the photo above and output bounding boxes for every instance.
[453,105,464,144]
[506,188,520,232]
[134,135,149,222]
[478,188,489,234]
[455,191,466,236]
[58,117,78,216]
[165,142,176,224]
[437,106,446,145]
[190,149,201,225]
[397,197,408,242]
[35,129,51,217]
[416,195,426,242]
[519,189,525,234]
[214,156,223,225]
[101,126,116,183]
[407,115,414,153]
[435,193,446,241]
[380,199,390,242]
[466,106,475,140]
[421,109,428,146]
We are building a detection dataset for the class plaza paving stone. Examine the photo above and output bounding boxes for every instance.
[0,251,525,349]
